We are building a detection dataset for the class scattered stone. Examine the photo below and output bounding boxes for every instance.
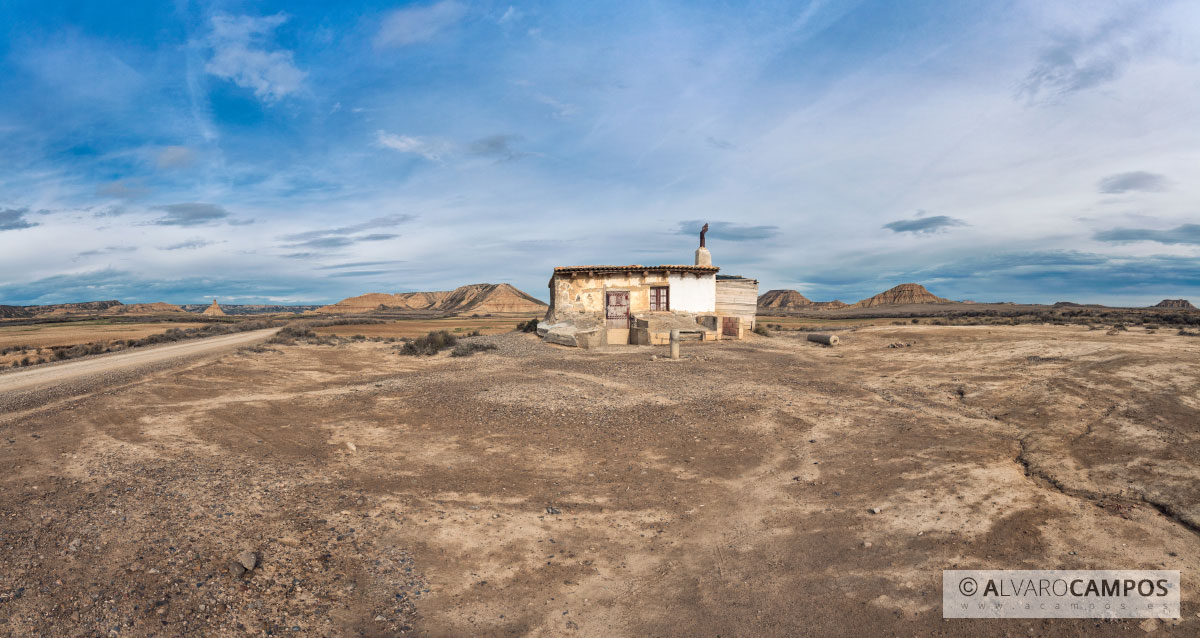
[869,507,882,515]
[545,506,562,515]
[860,541,872,548]
[1139,618,1158,633]
[237,550,258,571]
[345,441,357,453]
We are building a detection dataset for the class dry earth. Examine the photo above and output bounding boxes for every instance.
[310,317,540,340]
[1,325,1197,637]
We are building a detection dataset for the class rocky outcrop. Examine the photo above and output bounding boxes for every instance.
[850,283,949,308]
[317,284,547,315]
[201,300,227,317]
[1153,299,1196,310]
[756,290,848,312]
[757,289,813,310]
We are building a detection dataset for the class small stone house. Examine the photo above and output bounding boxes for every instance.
[538,225,758,348]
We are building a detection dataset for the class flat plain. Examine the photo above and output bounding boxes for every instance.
[0,321,212,366]
[0,323,1197,636]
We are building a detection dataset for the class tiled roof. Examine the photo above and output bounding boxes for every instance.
[553,264,720,275]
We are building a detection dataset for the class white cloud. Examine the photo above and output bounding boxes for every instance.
[498,6,520,25]
[205,13,305,103]
[156,146,195,170]
[375,1,467,48]
[375,130,451,162]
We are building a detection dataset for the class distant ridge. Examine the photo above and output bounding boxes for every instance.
[318,283,547,315]
[113,302,187,315]
[1153,299,1196,310]
[812,300,848,310]
[850,283,949,308]
[179,303,323,315]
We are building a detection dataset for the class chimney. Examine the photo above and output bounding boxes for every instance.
[694,222,712,266]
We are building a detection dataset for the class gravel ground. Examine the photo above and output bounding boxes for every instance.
[1,327,1198,636]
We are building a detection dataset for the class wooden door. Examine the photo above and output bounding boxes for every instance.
[722,316,739,337]
[605,291,630,328]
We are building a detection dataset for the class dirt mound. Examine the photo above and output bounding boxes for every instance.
[318,284,546,315]
[851,283,949,308]
[201,300,227,317]
[113,302,187,315]
[1153,299,1196,310]
[757,289,813,310]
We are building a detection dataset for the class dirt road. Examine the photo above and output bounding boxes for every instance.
[0,325,1196,636]
[0,328,277,395]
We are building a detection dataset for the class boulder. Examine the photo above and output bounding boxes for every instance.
[540,315,606,348]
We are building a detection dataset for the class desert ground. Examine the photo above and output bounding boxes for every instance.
[1,323,1197,636]
[310,315,540,340]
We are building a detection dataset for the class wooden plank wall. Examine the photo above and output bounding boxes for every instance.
[715,279,759,328]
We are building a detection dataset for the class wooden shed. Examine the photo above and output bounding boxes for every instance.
[715,275,759,336]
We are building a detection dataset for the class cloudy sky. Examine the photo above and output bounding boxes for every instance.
[1,0,1198,306]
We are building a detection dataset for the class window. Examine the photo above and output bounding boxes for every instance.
[650,286,669,311]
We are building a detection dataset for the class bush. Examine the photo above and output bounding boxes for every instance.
[398,330,457,356]
[752,323,771,337]
[517,318,539,333]
[239,344,280,354]
[450,342,498,357]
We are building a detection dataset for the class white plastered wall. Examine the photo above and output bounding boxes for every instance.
[667,273,716,313]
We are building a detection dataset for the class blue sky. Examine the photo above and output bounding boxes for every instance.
[1,0,1198,306]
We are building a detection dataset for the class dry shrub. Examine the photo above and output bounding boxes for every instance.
[399,331,457,356]
[450,342,498,357]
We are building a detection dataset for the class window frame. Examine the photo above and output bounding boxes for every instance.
[650,286,670,311]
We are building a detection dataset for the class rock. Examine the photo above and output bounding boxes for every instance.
[237,550,258,571]
[345,441,357,453]
[67,538,80,552]
[228,561,246,578]
[861,541,872,548]
[545,506,562,515]
[1139,618,1158,633]
[869,507,882,515]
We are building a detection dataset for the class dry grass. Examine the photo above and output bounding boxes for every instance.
[0,321,211,351]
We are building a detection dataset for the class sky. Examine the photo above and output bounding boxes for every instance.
[1,0,1198,307]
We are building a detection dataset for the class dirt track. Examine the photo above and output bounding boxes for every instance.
[0,325,1197,636]
[0,329,277,395]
